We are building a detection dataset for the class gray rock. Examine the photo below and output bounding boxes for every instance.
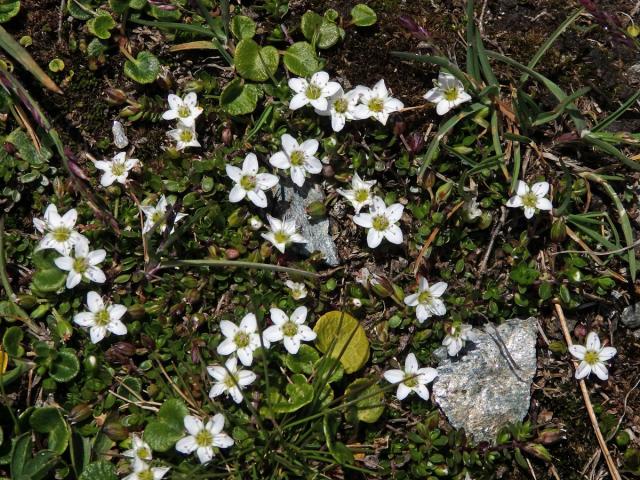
[275,181,340,266]
[621,303,640,329]
[432,318,538,444]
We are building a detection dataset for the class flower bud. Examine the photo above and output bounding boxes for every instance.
[322,164,335,178]
[184,79,204,93]
[3,142,16,155]
[68,403,93,423]
[84,355,98,374]
[522,443,551,461]
[227,207,245,227]
[221,127,233,146]
[103,421,129,441]
[56,317,73,342]
[225,248,240,260]
[406,132,425,155]
[435,182,453,204]
[550,218,567,243]
[185,288,201,304]
[127,304,146,320]
[155,66,174,91]
[306,200,326,218]
[141,334,155,350]
[104,88,128,105]
[478,211,493,229]
[536,427,564,445]
[248,216,263,230]
[120,104,141,118]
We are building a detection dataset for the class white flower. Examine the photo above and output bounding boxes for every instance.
[175,414,234,464]
[93,152,139,187]
[217,313,262,366]
[207,357,256,404]
[54,237,106,289]
[73,291,127,344]
[226,153,279,208]
[337,172,377,214]
[353,79,404,125]
[285,280,307,300]
[403,277,447,323]
[248,216,263,230]
[141,195,188,235]
[463,197,482,220]
[269,134,322,187]
[162,92,203,128]
[288,71,341,111]
[263,306,316,355]
[33,204,86,255]
[568,332,617,381]
[167,124,201,150]
[123,434,153,463]
[315,87,363,132]
[352,196,403,248]
[123,459,169,480]
[383,353,438,401]
[506,180,553,219]
[442,323,475,357]
[423,72,472,115]
[260,215,307,254]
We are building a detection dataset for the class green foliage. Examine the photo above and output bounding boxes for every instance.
[143,399,188,452]
[87,12,116,39]
[314,311,370,373]
[10,433,58,480]
[2,326,24,357]
[0,0,20,23]
[78,461,118,480]
[301,11,342,49]
[350,4,377,27]
[48,349,80,383]
[230,15,256,40]
[124,51,160,84]
[219,78,260,115]
[234,39,279,82]
[29,407,71,454]
[344,378,384,423]
[48,58,65,72]
[283,41,320,76]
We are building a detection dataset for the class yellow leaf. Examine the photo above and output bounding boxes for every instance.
[0,346,8,374]
[313,311,370,374]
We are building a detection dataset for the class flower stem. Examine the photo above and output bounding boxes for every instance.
[160,259,319,279]
[0,215,16,302]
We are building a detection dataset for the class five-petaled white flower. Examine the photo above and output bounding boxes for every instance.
[217,313,262,366]
[207,357,257,404]
[442,323,475,357]
[123,459,169,480]
[383,353,438,401]
[506,180,553,219]
[269,134,322,187]
[226,153,279,208]
[261,215,307,254]
[175,414,234,464]
[123,434,153,463]
[403,277,447,323]
[162,92,203,128]
[73,291,127,344]
[285,280,307,300]
[33,204,86,255]
[263,306,316,355]
[337,172,377,214]
[94,152,139,187]
[353,196,403,248]
[141,195,188,235]
[568,332,617,381]
[167,124,201,150]
[353,79,404,125]
[315,87,363,132]
[54,237,106,289]
[423,72,472,116]
[288,71,341,111]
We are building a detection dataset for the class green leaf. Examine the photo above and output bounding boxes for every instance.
[301,11,341,49]
[29,407,71,454]
[314,311,370,374]
[350,4,377,27]
[31,268,66,293]
[87,12,116,40]
[283,41,319,77]
[67,0,93,20]
[156,398,188,431]
[3,326,24,357]
[124,51,160,84]
[344,378,385,423]
[283,344,319,374]
[49,349,80,383]
[10,433,31,479]
[269,374,314,413]
[0,301,29,323]
[0,0,20,23]
[510,263,539,286]
[234,39,279,82]
[48,59,65,73]
[143,398,188,452]
[78,460,118,480]
[230,15,256,39]
[219,78,260,115]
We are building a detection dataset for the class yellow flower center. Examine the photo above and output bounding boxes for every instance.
[52,227,71,243]
[354,189,369,203]
[94,309,110,327]
[443,87,459,101]
[112,162,126,177]
[234,331,250,348]
[306,84,322,100]
[180,130,194,142]
[290,150,305,166]
[521,192,538,209]
[178,105,191,118]
[404,375,418,388]
[274,231,289,245]
[73,257,88,274]
[282,321,298,337]
[418,290,432,304]
[368,97,384,113]
[371,215,389,232]
[137,446,151,460]
[584,350,600,365]
[152,211,164,224]
[138,470,154,480]
[195,429,213,447]
[240,175,256,190]
[333,98,348,113]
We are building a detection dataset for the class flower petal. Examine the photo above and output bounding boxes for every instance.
[383,369,404,383]
[175,436,197,454]
[586,332,600,350]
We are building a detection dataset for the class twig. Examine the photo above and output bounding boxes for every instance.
[108,390,160,413]
[155,358,202,413]
[414,201,465,275]
[477,206,508,282]
[552,236,640,257]
[553,302,622,480]
[564,226,626,283]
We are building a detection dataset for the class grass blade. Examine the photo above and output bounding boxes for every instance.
[0,26,62,94]
[465,0,480,79]
[592,89,640,133]
[391,51,475,93]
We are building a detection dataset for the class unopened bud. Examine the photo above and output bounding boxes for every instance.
[104,88,128,105]
[103,421,129,441]
[435,182,453,204]
[127,304,146,320]
[550,218,567,243]
[222,127,233,146]
[227,208,245,227]
[306,200,326,218]
[537,428,563,445]
[68,403,93,423]
[249,216,263,230]
[155,67,174,91]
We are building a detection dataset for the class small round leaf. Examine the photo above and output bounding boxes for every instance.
[350,4,377,27]
[313,311,370,374]
[283,41,320,77]
[79,461,118,480]
[234,39,279,82]
[124,51,160,85]
[87,13,116,40]
[49,348,80,383]
[231,15,256,40]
